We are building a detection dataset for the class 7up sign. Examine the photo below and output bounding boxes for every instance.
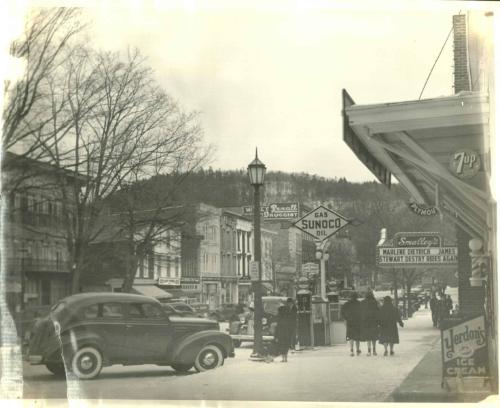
[294,205,350,241]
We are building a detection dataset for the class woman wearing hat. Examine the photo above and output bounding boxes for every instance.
[379,296,404,356]
[360,289,380,356]
[341,292,362,356]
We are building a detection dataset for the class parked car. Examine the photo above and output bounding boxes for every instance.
[161,302,201,318]
[229,296,287,347]
[208,304,244,322]
[27,293,234,379]
[190,302,210,317]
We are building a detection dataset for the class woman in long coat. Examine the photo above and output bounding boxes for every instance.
[379,296,404,356]
[341,292,362,356]
[360,290,380,356]
[274,305,291,362]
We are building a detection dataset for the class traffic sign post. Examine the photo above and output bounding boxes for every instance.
[249,261,260,281]
[293,205,350,241]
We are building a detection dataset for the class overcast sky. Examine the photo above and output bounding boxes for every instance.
[6,1,483,182]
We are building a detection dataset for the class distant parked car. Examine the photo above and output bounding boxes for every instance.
[190,303,210,317]
[229,296,287,347]
[162,302,200,318]
[208,304,244,322]
[27,293,234,379]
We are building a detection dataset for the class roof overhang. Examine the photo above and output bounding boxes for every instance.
[343,90,492,238]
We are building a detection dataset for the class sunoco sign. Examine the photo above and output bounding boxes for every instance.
[441,315,489,378]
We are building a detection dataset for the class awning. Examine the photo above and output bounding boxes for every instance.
[343,89,491,239]
[132,285,172,300]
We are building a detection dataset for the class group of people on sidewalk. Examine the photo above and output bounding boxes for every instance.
[341,290,404,357]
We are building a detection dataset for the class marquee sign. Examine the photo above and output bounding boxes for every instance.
[377,232,457,267]
[441,315,489,379]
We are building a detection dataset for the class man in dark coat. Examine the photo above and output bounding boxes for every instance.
[274,306,291,362]
[429,293,439,328]
[341,292,362,356]
[360,290,380,356]
[285,298,297,350]
[379,296,404,356]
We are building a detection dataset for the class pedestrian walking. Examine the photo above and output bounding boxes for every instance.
[424,293,430,309]
[429,293,439,328]
[437,293,449,327]
[445,295,453,316]
[378,296,404,356]
[286,298,298,350]
[360,290,380,356]
[274,305,290,362]
[341,292,362,356]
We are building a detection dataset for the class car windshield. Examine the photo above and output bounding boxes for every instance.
[263,300,284,315]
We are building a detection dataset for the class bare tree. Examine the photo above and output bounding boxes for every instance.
[3,8,83,157]
[40,47,210,293]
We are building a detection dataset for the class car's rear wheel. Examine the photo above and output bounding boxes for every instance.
[71,346,103,380]
[171,363,193,372]
[194,344,224,372]
[232,339,241,347]
[45,362,66,377]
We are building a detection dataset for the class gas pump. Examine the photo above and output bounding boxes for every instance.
[327,280,347,344]
[296,278,313,347]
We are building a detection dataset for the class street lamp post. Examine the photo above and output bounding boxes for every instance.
[315,240,330,344]
[315,240,330,300]
[248,149,266,358]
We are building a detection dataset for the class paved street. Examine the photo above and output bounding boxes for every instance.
[22,308,440,402]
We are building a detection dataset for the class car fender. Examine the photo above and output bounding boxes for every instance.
[45,329,106,364]
[171,330,233,365]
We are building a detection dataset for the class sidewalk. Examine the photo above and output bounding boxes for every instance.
[391,338,495,403]
[120,308,443,402]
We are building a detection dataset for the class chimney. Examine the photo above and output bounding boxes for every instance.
[453,14,471,93]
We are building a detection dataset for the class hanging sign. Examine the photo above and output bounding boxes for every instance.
[441,315,489,379]
[408,202,439,216]
[294,205,350,241]
[377,232,457,267]
[449,148,481,179]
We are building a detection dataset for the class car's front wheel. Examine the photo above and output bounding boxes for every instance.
[194,344,224,372]
[45,362,66,377]
[171,363,193,372]
[71,346,103,380]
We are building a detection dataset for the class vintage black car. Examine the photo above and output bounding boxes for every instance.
[27,293,234,379]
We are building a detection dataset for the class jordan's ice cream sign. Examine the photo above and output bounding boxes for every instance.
[441,315,489,377]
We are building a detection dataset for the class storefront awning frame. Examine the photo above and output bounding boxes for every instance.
[343,90,491,239]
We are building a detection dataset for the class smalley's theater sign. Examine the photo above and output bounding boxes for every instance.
[377,232,458,266]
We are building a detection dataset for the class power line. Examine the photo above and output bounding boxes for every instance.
[418,11,461,100]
